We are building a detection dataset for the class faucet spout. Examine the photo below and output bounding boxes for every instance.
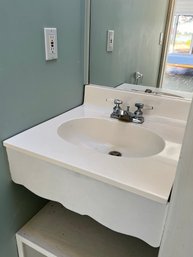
[110,99,150,124]
[135,72,143,85]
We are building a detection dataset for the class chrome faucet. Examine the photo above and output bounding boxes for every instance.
[111,99,152,124]
[135,72,143,85]
[110,99,125,118]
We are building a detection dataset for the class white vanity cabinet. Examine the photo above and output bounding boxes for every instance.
[4,85,191,249]
[16,202,158,257]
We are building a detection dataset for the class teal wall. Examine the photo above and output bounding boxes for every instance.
[90,0,168,87]
[0,0,85,256]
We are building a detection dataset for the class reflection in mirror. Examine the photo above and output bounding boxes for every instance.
[89,0,169,88]
[89,0,193,95]
[162,1,193,92]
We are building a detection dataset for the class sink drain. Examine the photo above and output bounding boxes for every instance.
[108,151,122,157]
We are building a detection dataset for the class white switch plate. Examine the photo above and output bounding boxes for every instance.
[107,30,114,52]
[44,28,58,61]
[159,32,164,45]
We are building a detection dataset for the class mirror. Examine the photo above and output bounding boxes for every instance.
[89,0,169,88]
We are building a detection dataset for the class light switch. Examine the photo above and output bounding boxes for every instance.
[44,28,58,60]
[107,30,114,52]
[159,32,164,45]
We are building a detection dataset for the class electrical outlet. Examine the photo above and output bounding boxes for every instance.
[44,28,58,61]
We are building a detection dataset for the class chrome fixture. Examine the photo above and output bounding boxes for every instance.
[111,99,153,124]
[135,72,143,85]
[131,88,184,98]
[110,99,124,118]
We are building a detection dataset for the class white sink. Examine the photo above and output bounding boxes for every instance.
[58,118,165,158]
[3,85,190,247]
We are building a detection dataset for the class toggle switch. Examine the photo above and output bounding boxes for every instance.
[107,30,114,52]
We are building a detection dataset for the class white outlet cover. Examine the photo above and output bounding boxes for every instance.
[44,28,58,61]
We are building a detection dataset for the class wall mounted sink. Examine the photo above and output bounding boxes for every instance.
[3,85,190,247]
[58,117,165,158]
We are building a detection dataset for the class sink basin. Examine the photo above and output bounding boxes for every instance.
[3,85,189,247]
[58,118,165,158]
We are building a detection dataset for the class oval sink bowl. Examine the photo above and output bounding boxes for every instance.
[58,118,165,158]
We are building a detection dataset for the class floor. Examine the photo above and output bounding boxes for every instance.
[162,66,193,92]
[17,201,159,257]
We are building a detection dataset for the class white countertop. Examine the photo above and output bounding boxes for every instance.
[4,85,190,204]
[117,83,193,100]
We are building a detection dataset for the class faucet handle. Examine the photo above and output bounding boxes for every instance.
[143,105,153,111]
[135,103,144,109]
[134,103,144,116]
[111,99,124,118]
[113,99,123,112]
[114,99,123,105]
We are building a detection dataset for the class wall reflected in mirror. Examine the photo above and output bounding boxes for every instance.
[89,0,193,93]
[90,0,168,88]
